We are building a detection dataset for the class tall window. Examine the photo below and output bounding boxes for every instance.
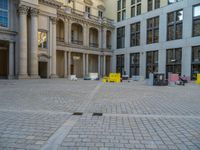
[0,0,8,28]
[117,0,126,22]
[85,6,91,17]
[147,16,159,44]
[167,10,183,41]
[117,26,125,49]
[130,22,140,47]
[146,51,158,78]
[155,0,160,9]
[38,31,48,49]
[148,0,153,12]
[166,48,182,78]
[116,54,125,76]
[130,53,140,77]
[193,4,200,37]
[192,46,200,80]
[131,0,141,17]
[148,0,160,11]
[98,11,103,18]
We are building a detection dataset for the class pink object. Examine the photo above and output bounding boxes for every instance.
[168,74,179,82]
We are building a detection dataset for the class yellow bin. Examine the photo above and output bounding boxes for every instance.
[196,74,200,84]
[108,73,121,83]
[102,77,109,83]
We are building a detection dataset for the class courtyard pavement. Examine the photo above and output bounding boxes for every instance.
[0,79,200,150]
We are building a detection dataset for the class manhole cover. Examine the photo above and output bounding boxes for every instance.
[73,112,83,115]
[92,113,103,116]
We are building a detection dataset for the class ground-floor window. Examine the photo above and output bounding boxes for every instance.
[146,51,158,78]
[166,48,182,78]
[191,46,200,80]
[130,53,140,77]
[116,54,125,76]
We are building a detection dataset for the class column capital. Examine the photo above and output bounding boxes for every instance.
[30,8,39,16]
[50,17,57,24]
[18,5,29,15]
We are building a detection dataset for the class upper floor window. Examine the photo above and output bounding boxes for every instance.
[98,11,103,18]
[155,0,160,9]
[193,4,200,37]
[168,0,182,5]
[130,22,140,47]
[148,0,160,12]
[38,31,48,49]
[147,16,159,44]
[0,0,8,28]
[117,0,126,22]
[85,6,91,17]
[167,10,183,41]
[117,26,125,49]
[131,0,141,17]
[148,0,153,12]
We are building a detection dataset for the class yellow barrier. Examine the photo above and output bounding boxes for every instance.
[102,77,109,83]
[196,74,200,84]
[108,73,121,83]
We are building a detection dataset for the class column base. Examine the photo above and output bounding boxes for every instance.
[49,74,58,79]
[30,74,40,79]
[8,75,15,80]
[17,74,29,79]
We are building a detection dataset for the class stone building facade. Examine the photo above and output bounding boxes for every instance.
[0,0,114,79]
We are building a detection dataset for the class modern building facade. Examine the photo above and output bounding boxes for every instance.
[0,0,200,80]
[108,0,200,79]
[0,0,114,79]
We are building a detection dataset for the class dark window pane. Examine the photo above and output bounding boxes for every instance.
[131,6,135,17]
[168,25,174,40]
[117,0,121,10]
[148,0,153,11]
[193,19,200,36]
[155,0,160,9]
[137,4,141,15]
[176,23,182,39]
[168,12,174,24]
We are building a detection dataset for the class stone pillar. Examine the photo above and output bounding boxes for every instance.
[50,17,57,78]
[98,55,101,77]
[68,20,72,44]
[30,8,39,78]
[64,19,69,44]
[86,54,89,75]
[83,24,88,47]
[83,53,86,77]
[103,28,107,49]
[64,51,68,78]
[103,55,106,76]
[98,28,102,49]
[68,51,71,77]
[8,41,14,79]
[17,5,29,79]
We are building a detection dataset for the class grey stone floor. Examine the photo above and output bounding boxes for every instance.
[0,79,200,150]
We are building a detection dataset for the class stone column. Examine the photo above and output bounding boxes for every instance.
[50,17,57,78]
[103,28,107,49]
[98,28,102,49]
[98,55,101,77]
[64,19,69,44]
[83,24,89,47]
[86,54,89,75]
[68,51,71,77]
[17,5,29,79]
[83,53,86,77]
[68,20,72,44]
[30,8,39,78]
[103,55,106,76]
[8,41,14,79]
[64,51,68,78]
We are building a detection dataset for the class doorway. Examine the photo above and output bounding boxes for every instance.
[0,49,8,79]
[39,62,47,78]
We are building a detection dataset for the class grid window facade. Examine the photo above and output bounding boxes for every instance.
[166,48,182,78]
[146,51,158,78]
[117,26,125,49]
[193,4,200,37]
[117,0,126,22]
[116,54,125,76]
[131,0,141,18]
[0,0,8,28]
[147,16,159,44]
[130,53,140,76]
[192,46,200,80]
[130,22,140,47]
[167,10,183,41]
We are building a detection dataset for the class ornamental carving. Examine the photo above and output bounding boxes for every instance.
[97,5,105,11]
[50,17,57,24]
[30,8,39,16]
[84,0,93,6]
[17,5,29,15]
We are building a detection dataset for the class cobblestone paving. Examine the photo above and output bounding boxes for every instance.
[0,79,200,150]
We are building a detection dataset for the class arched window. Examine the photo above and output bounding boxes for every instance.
[0,0,8,28]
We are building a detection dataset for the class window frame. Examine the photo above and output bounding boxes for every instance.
[117,26,125,49]
[130,22,140,47]
[193,4,200,37]
[147,16,159,44]
[38,30,48,49]
[130,53,140,76]
[131,0,141,18]
[146,50,159,78]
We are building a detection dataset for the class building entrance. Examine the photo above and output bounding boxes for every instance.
[0,49,8,79]
[39,62,47,78]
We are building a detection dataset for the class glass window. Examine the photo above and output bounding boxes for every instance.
[167,10,183,40]
[168,0,182,4]
[130,22,140,47]
[137,4,141,15]
[131,6,135,17]
[155,0,160,9]
[98,11,103,18]
[38,31,48,49]
[146,51,158,78]
[122,0,126,9]
[147,16,159,44]
[117,0,121,11]
[117,12,121,22]
[148,0,153,12]
[192,46,200,80]
[193,5,200,37]
[117,27,125,49]
[131,0,141,18]
[116,54,125,76]
[122,10,126,20]
[166,48,182,78]
[0,0,8,28]
[130,53,140,76]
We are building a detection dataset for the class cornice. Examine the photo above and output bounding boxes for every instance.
[39,0,62,9]
[84,0,93,6]
[0,29,17,35]
[97,5,105,11]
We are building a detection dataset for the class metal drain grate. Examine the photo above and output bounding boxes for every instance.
[92,113,103,116]
[73,112,83,115]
